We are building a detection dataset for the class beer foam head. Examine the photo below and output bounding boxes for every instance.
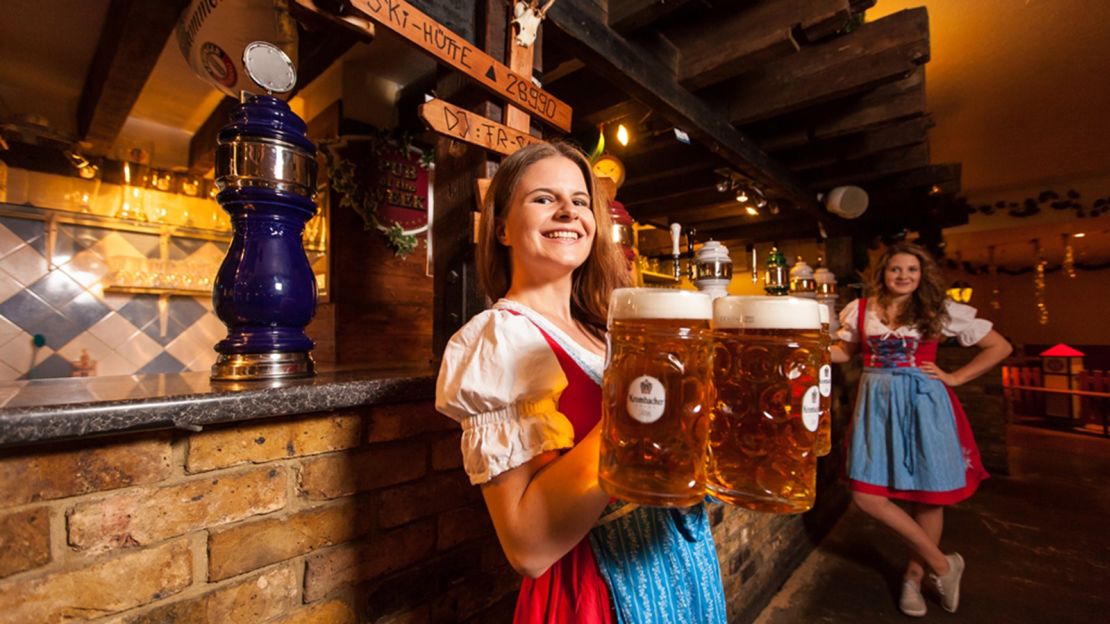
[608,287,712,322]
[713,296,820,329]
[817,304,830,325]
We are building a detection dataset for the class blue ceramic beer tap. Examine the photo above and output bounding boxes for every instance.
[210,42,317,380]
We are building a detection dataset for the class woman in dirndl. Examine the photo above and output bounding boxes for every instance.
[831,242,1011,617]
[436,141,726,623]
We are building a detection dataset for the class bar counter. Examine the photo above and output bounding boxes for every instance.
[0,366,856,623]
[0,368,435,448]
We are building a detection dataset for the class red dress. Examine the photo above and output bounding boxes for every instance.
[509,313,615,624]
[847,298,989,505]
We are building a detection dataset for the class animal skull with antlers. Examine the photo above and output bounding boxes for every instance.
[512,0,556,48]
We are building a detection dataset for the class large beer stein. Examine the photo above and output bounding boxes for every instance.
[708,296,822,513]
[600,288,714,507]
[815,305,833,456]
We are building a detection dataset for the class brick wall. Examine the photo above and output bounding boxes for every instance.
[0,393,856,623]
[0,401,518,624]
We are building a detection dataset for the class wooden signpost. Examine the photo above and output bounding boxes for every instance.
[343,0,572,132]
[419,98,543,156]
[296,0,569,221]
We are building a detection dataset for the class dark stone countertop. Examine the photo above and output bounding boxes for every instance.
[0,367,436,448]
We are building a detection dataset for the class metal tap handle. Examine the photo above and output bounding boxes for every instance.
[670,223,682,281]
[685,228,696,279]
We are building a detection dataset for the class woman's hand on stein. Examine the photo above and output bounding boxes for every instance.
[920,361,960,386]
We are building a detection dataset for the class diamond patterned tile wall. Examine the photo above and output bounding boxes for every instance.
[0,214,225,380]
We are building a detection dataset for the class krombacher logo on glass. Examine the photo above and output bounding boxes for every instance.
[627,375,666,424]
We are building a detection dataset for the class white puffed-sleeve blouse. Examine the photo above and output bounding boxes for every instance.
[436,299,604,485]
[836,299,993,347]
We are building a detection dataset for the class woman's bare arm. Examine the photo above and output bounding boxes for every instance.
[831,339,858,364]
[919,329,1013,387]
[479,423,611,578]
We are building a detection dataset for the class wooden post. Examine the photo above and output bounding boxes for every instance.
[432,0,510,357]
[504,3,536,133]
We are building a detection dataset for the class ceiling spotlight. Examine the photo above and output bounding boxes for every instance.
[755,196,767,209]
[716,179,731,193]
[735,189,749,203]
[744,205,759,216]
[1074,232,1086,238]
[769,203,780,215]
[616,123,630,146]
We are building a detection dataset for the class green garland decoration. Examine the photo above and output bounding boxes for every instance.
[320,134,429,258]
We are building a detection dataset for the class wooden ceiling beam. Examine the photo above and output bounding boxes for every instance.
[726,8,930,125]
[187,15,365,174]
[545,68,628,127]
[579,99,652,128]
[666,201,754,228]
[621,138,716,175]
[546,0,825,220]
[619,168,721,206]
[747,67,925,152]
[609,0,696,34]
[708,216,825,246]
[850,0,879,13]
[624,186,726,220]
[77,0,191,153]
[774,116,934,171]
[863,163,961,195]
[669,0,852,90]
[862,164,962,208]
[802,142,931,189]
[809,68,926,141]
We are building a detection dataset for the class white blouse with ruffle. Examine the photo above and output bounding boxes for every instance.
[435,299,604,485]
[835,299,993,347]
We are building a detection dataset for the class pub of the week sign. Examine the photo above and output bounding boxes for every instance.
[347,0,572,132]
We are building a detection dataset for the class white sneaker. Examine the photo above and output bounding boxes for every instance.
[930,553,965,613]
[899,580,927,617]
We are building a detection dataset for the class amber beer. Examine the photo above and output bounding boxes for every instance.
[600,288,714,507]
[708,296,822,513]
[815,305,833,457]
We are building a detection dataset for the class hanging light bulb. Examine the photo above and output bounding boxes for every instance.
[616,123,630,146]
[1033,239,1048,325]
[1062,233,1076,278]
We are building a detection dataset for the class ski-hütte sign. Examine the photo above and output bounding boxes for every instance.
[419,99,543,156]
[344,0,572,132]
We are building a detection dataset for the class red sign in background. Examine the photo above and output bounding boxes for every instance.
[373,145,429,230]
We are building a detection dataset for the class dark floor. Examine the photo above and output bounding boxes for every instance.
[754,425,1110,623]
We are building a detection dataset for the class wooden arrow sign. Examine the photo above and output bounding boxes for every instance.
[335,0,572,132]
[420,99,543,156]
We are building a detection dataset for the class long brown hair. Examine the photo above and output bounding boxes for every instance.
[866,242,949,338]
[476,141,631,340]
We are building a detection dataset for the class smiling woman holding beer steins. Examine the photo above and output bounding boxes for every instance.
[831,242,1011,617]
[436,142,726,623]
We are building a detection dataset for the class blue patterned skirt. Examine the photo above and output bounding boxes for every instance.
[848,367,967,492]
[588,502,727,624]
